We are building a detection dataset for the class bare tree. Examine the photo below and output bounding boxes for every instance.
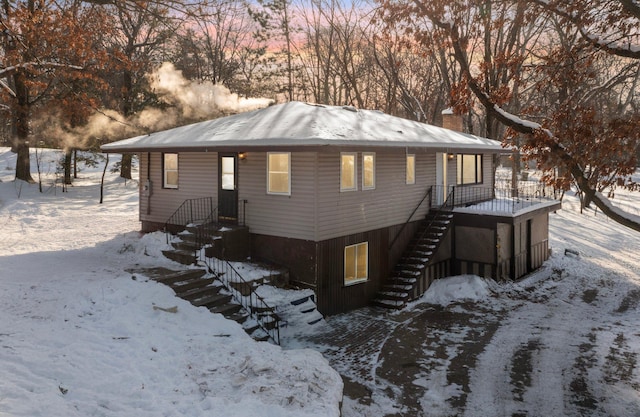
[380,0,640,231]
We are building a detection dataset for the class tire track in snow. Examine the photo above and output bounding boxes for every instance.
[463,272,603,417]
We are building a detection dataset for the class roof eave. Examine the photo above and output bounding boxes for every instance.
[101,140,507,154]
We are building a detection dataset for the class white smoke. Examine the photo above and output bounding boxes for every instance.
[148,62,274,119]
[43,62,275,149]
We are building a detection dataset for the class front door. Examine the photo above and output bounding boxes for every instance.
[218,154,238,223]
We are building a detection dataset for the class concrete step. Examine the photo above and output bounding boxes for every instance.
[260,314,280,331]
[162,249,197,265]
[192,293,233,309]
[394,263,424,273]
[383,283,413,292]
[209,302,242,316]
[154,269,206,286]
[171,277,216,294]
[377,290,409,301]
[372,298,406,309]
[171,240,200,252]
[250,328,270,343]
[389,276,417,286]
[180,283,223,301]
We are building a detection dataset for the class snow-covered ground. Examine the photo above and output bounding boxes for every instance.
[285,170,640,417]
[0,148,342,417]
[2,146,639,417]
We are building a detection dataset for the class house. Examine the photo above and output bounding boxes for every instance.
[102,101,560,315]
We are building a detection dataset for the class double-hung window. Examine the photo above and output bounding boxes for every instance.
[457,154,483,185]
[344,242,368,285]
[163,153,178,189]
[267,152,291,195]
[340,152,357,191]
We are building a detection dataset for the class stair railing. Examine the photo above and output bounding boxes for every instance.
[205,256,281,345]
[412,186,456,253]
[193,208,218,255]
[164,197,215,243]
[389,186,433,250]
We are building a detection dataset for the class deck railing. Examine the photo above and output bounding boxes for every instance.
[205,256,281,345]
[431,182,559,214]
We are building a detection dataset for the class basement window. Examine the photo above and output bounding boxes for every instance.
[341,153,357,191]
[267,152,291,195]
[457,154,483,185]
[344,242,368,285]
[163,153,178,189]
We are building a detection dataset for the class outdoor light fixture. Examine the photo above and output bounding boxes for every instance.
[448,153,456,160]
[238,152,247,160]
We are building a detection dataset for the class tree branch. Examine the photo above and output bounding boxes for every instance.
[441,19,640,232]
[530,0,640,59]
[0,62,84,78]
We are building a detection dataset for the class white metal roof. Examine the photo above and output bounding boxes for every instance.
[101,101,505,153]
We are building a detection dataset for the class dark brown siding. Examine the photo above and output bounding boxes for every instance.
[316,228,390,316]
[250,234,317,289]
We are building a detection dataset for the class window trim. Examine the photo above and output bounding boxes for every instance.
[340,152,357,192]
[344,241,368,285]
[267,152,291,195]
[163,153,178,189]
[456,153,484,185]
[362,152,376,190]
[406,154,416,185]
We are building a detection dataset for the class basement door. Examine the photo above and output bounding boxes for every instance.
[218,154,238,223]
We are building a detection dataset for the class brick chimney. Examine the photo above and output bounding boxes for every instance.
[442,108,463,132]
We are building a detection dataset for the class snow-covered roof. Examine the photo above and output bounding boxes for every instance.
[101,101,505,153]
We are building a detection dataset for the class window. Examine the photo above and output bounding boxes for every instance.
[340,153,357,191]
[163,153,178,189]
[221,156,235,190]
[344,242,368,285]
[267,152,291,195]
[457,154,483,185]
[362,153,375,190]
[406,154,415,185]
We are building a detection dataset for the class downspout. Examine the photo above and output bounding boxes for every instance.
[146,152,151,215]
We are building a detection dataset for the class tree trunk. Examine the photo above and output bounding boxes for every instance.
[14,141,33,183]
[13,70,34,183]
[120,67,133,180]
[64,149,72,185]
[120,153,132,179]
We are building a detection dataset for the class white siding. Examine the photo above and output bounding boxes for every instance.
[315,148,434,241]
[139,149,497,241]
[239,151,317,240]
[140,152,217,224]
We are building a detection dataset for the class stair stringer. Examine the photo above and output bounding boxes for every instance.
[373,210,454,309]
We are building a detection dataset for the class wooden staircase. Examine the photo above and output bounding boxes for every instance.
[162,222,284,343]
[140,267,274,341]
[373,210,454,310]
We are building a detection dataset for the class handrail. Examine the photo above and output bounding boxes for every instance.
[163,197,215,243]
[192,208,218,260]
[206,256,281,345]
[433,182,558,213]
[412,187,456,250]
[389,185,433,250]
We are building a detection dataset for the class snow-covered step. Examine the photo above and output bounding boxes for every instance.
[372,298,406,309]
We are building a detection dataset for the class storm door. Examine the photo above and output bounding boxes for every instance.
[218,154,238,223]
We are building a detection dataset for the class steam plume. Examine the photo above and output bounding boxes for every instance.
[43,62,275,150]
